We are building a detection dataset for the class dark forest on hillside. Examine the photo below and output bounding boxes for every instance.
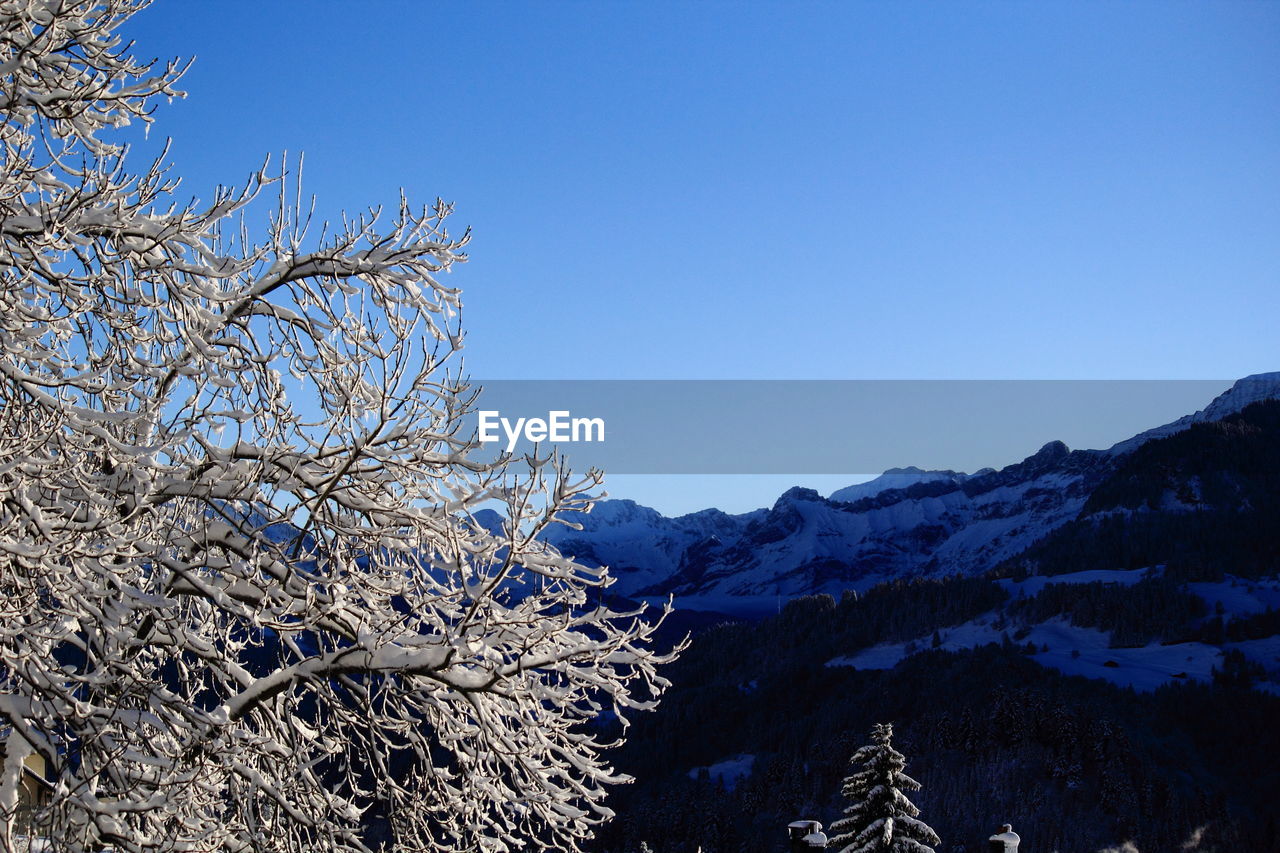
[584,401,1280,853]
[998,401,1280,583]
[588,581,1280,853]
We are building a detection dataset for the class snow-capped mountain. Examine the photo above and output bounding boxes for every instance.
[827,466,979,504]
[547,373,1280,612]
[541,499,761,595]
[1109,372,1280,454]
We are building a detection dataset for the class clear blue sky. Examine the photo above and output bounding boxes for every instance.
[120,2,1279,514]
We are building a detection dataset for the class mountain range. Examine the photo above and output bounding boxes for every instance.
[544,373,1280,615]
[583,374,1280,852]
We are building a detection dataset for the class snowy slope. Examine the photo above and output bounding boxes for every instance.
[828,467,974,503]
[543,500,761,597]
[1188,577,1280,616]
[686,754,755,790]
[826,615,1225,692]
[827,568,1280,693]
[1108,371,1280,455]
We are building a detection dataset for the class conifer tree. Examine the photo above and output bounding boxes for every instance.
[829,723,941,853]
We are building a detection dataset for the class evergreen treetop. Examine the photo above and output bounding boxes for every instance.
[829,723,941,853]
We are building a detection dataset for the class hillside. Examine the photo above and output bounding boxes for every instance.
[574,376,1280,852]
[587,573,1280,853]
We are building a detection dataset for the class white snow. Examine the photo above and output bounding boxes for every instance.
[1000,568,1152,598]
[826,615,1012,671]
[1029,623,1221,691]
[1189,576,1280,616]
[827,644,910,671]
[829,467,968,504]
[1108,372,1280,456]
[827,614,1224,692]
[1227,635,1280,674]
[688,753,755,790]
[825,571,1280,692]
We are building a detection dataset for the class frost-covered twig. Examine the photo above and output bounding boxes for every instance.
[0,3,675,851]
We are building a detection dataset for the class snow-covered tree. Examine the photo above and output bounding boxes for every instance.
[828,723,940,853]
[0,2,675,851]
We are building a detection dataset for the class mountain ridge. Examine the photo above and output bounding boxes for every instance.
[547,373,1280,611]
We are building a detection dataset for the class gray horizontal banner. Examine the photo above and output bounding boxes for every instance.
[462,380,1235,475]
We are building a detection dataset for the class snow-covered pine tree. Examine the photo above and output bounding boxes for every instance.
[828,723,941,853]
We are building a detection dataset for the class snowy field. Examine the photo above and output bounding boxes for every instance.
[1000,568,1280,618]
[1029,623,1222,691]
[827,568,1280,693]
[826,614,1225,691]
[1227,635,1280,673]
[1189,577,1280,615]
[687,754,755,790]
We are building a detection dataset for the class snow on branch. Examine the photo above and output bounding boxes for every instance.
[0,3,677,851]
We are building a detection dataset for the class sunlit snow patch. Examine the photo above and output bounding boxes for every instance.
[826,614,1225,692]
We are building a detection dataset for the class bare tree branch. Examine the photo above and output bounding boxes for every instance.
[0,3,677,851]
